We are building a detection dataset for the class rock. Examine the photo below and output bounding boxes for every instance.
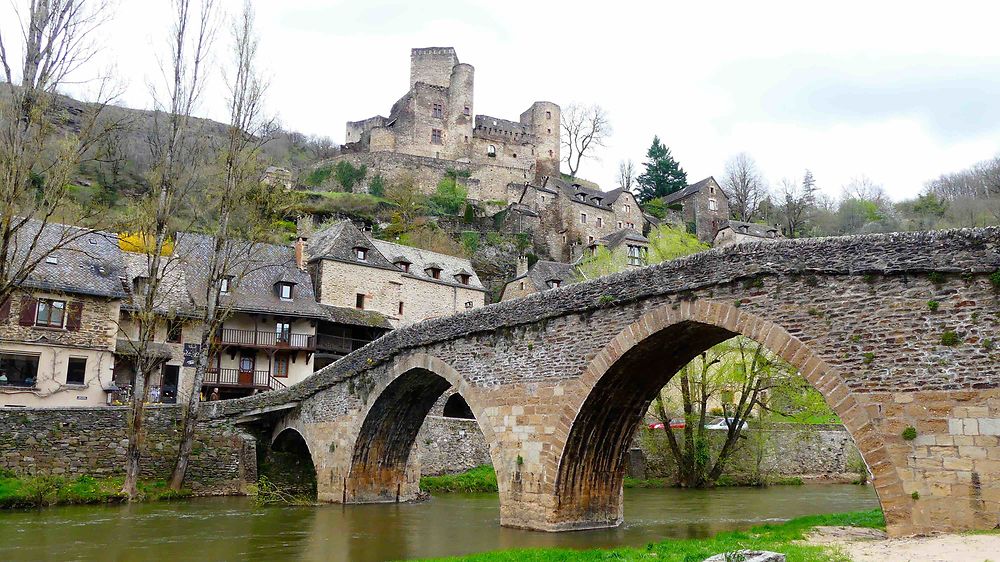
[703,551,786,562]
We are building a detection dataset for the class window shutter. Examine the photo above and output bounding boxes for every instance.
[66,301,84,331]
[0,297,10,323]
[18,296,37,326]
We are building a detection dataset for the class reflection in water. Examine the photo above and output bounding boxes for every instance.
[0,484,879,562]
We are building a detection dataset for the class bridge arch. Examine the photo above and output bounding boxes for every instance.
[344,352,500,503]
[550,299,900,531]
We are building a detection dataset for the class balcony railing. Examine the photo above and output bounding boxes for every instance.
[213,328,315,350]
[204,367,286,390]
[315,334,372,355]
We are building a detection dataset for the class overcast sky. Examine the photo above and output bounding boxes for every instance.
[9,0,1000,201]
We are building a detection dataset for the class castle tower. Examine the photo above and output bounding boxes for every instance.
[447,62,475,158]
[410,47,458,89]
[521,101,561,180]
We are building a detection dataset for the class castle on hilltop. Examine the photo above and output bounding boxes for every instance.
[330,47,560,202]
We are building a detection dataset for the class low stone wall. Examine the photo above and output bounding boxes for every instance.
[0,406,255,495]
[416,416,492,476]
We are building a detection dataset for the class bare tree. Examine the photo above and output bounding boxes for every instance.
[0,0,120,305]
[842,175,888,205]
[560,103,610,178]
[617,159,635,192]
[777,177,816,238]
[120,0,218,499]
[721,153,766,222]
[169,0,274,490]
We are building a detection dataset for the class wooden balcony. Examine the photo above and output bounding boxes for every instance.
[204,368,287,390]
[213,328,315,351]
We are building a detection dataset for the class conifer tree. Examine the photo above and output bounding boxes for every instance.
[636,136,687,203]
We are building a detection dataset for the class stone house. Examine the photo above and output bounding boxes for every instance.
[586,228,651,269]
[499,258,577,302]
[713,220,784,248]
[328,47,560,202]
[303,221,486,327]
[662,176,730,243]
[0,223,125,407]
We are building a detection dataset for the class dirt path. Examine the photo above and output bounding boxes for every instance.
[806,526,1000,562]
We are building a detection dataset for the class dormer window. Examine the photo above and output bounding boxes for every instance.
[395,260,411,273]
[456,273,471,285]
[354,247,368,261]
[219,276,233,294]
[133,276,150,295]
[426,267,442,279]
[547,279,561,289]
[277,282,294,301]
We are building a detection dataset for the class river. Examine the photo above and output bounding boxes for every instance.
[0,484,878,561]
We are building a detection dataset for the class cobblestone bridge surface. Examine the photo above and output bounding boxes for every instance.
[206,228,1000,536]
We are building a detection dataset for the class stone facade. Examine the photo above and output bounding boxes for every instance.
[416,416,492,476]
[333,47,559,200]
[663,177,731,243]
[203,228,1000,537]
[0,406,255,494]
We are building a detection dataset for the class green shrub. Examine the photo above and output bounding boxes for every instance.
[862,352,875,365]
[304,165,333,187]
[430,175,468,215]
[989,270,1000,291]
[334,161,367,191]
[460,231,480,256]
[368,174,385,197]
[911,491,920,500]
[902,426,918,440]
[940,331,960,346]
[926,300,939,312]
[928,271,945,286]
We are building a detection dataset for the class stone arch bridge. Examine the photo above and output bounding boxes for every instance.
[206,228,1000,536]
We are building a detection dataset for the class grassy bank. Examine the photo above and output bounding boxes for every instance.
[0,471,191,508]
[420,465,498,493]
[428,509,885,561]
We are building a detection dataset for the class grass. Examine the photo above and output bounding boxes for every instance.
[425,509,885,561]
[420,465,498,493]
[0,472,191,509]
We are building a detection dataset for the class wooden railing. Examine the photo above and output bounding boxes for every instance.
[213,328,315,350]
[204,368,282,389]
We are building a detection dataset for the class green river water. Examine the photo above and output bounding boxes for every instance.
[0,484,878,562]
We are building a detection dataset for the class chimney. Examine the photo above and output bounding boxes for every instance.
[516,255,528,277]
[295,236,308,270]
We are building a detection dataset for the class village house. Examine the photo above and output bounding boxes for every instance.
[303,221,486,327]
[713,220,784,248]
[661,176,730,243]
[499,258,577,302]
[0,223,125,407]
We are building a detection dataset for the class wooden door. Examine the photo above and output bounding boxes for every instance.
[238,352,255,386]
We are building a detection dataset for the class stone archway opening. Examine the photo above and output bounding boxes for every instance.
[443,393,475,419]
[263,428,317,499]
[551,314,884,531]
[346,367,455,503]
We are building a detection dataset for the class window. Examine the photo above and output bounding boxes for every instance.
[355,293,365,310]
[596,217,603,227]
[580,213,587,224]
[487,145,496,157]
[519,281,524,290]
[275,321,291,343]
[463,106,470,116]
[710,185,716,195]
[66,357,86,385]
[274,354,289,378]
[431,129,443,144]
[708,198,718,211]
[547,128,551,134]
[398,301,404,316]
[618,221,623,229]
[278,282,294,301]
[355,247,368,261]
[456,273,471,285]
[588,236,595,244]
[396,260,411,273]
[432,103,443,118]
[627,222,635,229]
[625,204,631,213]
[464,301,474,309]
[45,255,58,265]
[35,299,66,328]
[548,279,561,288]
[548,150,553,157]
[426,267,441,279]
[464,135,468,143]
[628,245,645,266]
[219,276,232,294]
[0,353,39,387]
[166,319,182,343]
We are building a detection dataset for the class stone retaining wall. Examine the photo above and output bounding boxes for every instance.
[416,416,492,476]
[0,406,255,495]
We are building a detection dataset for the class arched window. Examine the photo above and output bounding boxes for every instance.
[487,145,496,158]
[443,393,475,419]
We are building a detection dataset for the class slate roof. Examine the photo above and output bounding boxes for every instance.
[591,228,649,250]
[719,220,783,239]
[321,304,393,329]
[548,177,618,211]
[175,233,329,319]
[120,252,198,317]
[662,176,720,205]
[525,260,577,291]
[370,238,486,291]
[11,220,126,299]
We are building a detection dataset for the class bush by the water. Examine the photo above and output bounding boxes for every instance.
[0,472,190,508]
[427,509,885,561]
[420,465,498,493]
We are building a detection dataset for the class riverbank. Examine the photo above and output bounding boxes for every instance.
[0,471,191,508]
[426,510,885,561]
[806,525,1000,562]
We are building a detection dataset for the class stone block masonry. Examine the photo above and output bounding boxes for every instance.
[0,406,256,495]
[417,416,492,476]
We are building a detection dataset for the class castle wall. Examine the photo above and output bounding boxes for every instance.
[410,47,459,89]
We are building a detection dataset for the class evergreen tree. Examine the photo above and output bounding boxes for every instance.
[636,136,688,202]
[803,169,817,194]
